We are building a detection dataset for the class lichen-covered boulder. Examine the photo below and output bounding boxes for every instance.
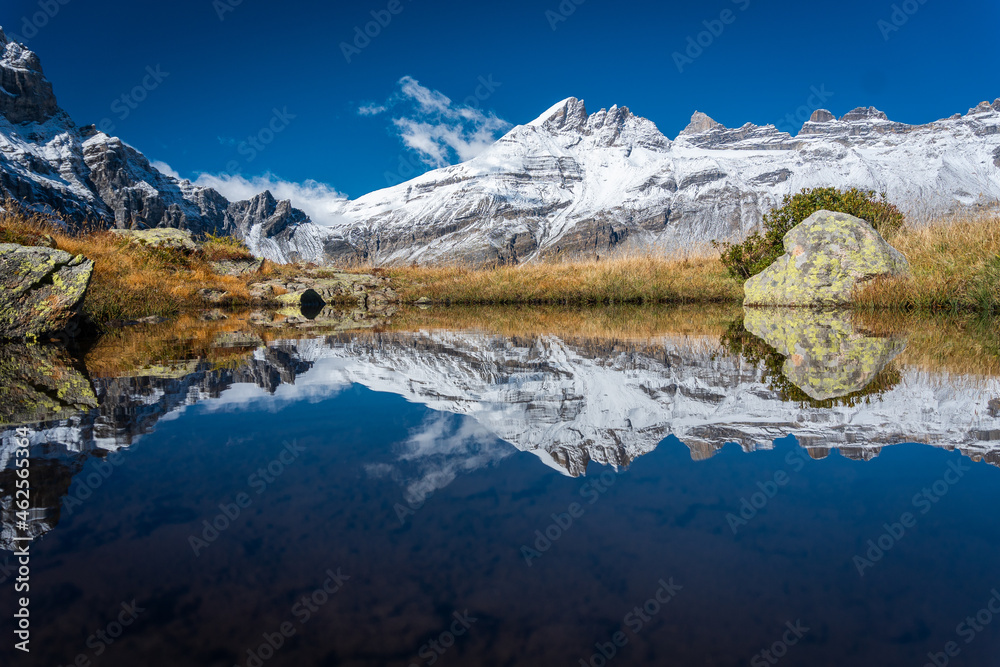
[111,227,198,251]
[0,243,93,340]
[744,307,905,401]
[743,210,909,307]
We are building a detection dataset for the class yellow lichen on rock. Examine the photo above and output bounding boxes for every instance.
[744,307,906,400]
[743,210,910,307]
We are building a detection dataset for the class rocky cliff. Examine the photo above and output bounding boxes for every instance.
[0,27,316,256]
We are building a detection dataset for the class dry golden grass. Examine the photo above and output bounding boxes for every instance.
[1,204,262,326]
[855,210,1000,313]
[384,249,741,305]
[83,312,258,377]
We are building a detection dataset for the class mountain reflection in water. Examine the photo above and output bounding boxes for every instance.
[1,306,1000,666]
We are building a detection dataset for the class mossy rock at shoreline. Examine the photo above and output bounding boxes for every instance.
[744,210,910,307]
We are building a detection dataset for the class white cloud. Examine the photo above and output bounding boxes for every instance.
[357,102,387,116]
[365,413,513,505]
[150,162,351,227]
[192,172,349,227]
[150,160,180,179]
[367,75,511,167]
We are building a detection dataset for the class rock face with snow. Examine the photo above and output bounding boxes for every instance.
[301,96,1000,266]
[743,210,910,307]
[0,27,317,257]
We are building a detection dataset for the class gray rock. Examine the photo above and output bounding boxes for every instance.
[0,28,59,124]
[209,258,264,276]
[743,210,910,307]
[111,227,198,251]
[680,111,724,134]
[0,243,93,339]
[809,109,835,123]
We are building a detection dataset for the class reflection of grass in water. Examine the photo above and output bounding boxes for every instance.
[854,311,1000,377]
[386,303,742,341]
[719,317,902,408]
[81,305,1000,386]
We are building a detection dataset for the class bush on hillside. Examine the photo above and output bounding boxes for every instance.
[713,187,905,280]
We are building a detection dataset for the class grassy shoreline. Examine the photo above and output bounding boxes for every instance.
[3,206,999,330]
[385,210,1000,315]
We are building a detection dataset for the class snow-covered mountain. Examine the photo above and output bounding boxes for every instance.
[304,97,1000,265]
[2,26,999,265]
[0,27,318,252]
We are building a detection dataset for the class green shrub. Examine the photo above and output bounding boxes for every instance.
[713,187,905,280]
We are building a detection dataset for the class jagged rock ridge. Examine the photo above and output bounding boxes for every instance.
[0,27,318,260]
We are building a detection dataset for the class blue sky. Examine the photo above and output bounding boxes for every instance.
[3,0,998,208]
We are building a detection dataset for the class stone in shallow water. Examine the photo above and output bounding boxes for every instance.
[0,344,97,423]
[743,209,910,307]
[744,307,906,401]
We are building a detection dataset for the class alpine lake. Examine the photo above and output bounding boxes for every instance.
[2,303,1000,667]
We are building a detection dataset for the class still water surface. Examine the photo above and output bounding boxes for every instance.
[2,306,1000,666]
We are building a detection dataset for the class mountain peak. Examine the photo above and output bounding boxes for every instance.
[528,97,588,131]
[840,106,889,122]
[679,111,724,135]
[0,26,60,124]
[967,99,1000,116]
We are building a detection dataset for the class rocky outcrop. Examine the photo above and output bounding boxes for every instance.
[111,227,199,251]
[743,210,910,307]
[0,30,313,250]
[0,243,92,339]
[743,308,906,401]
[249,267,397,311]
[0,28,59,124]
